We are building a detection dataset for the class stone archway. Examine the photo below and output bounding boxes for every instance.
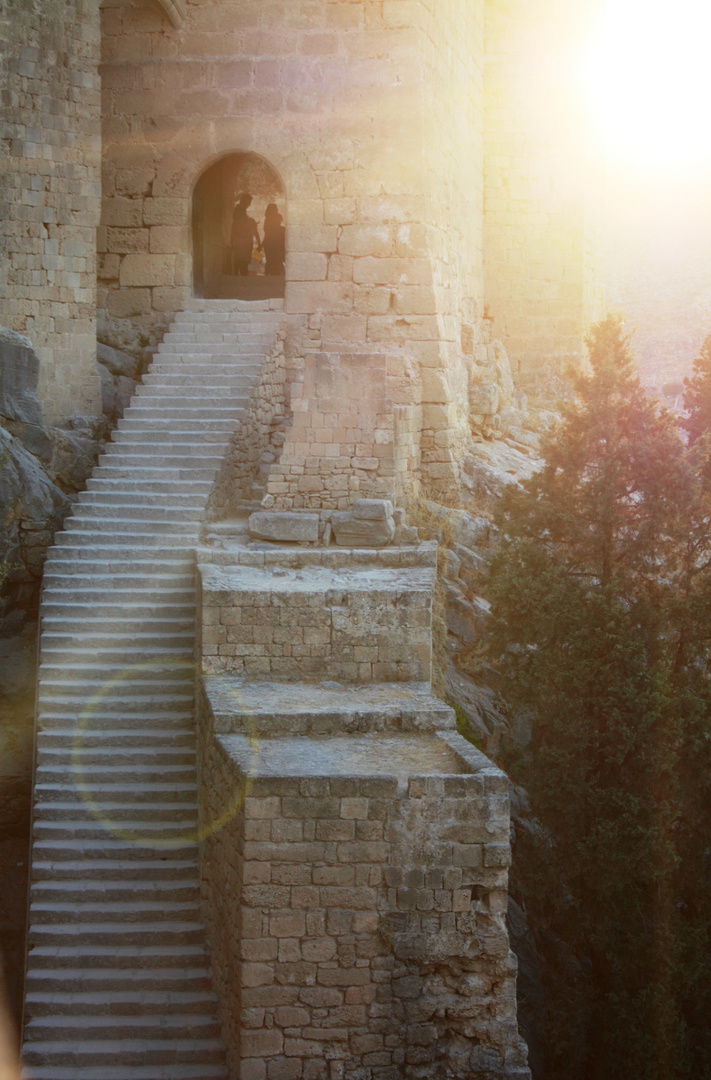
[192,152,286,302]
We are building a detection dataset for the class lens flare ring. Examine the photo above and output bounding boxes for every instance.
[68,657,259,850]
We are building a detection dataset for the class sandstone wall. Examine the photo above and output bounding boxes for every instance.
[483,0,604,375]
[264,351,420,511]
[198,561,433,683]
[99,0,488,491]
[197,712,528,1080]
[0,0,102,422]
[207,325,288,518]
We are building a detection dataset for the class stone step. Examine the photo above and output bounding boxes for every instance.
[177,303,282,316]
[145,365,260,379]
[91,465,218,481]
[162,328,275,340]
[25,989,219,1017]
[36,714,195,732]
[51,530,197,548]
[31,836,199,862]
[31,859,200,882]
[78,491,206,508]
[128,397,251,411]
[125,403,248,418]
[62,519,198,538]
[32,804,198,828]
[20,301,274,1075]
[36,746,195,768]
[29,899,202,924]
[39,646,194,666]
[116,418,237,434]
[41,596,195,615]
[45,541,196,560]
[40,624,193,644]
[29,879,201,903]
[23,1059,227,1078]
[156,340,271,353]
[37,680,192,703]
[41,584,195,602]
[104,438,228,454]
[33,774,197,797]
[37,703,194,724]
[64,506,204,524]
[38,662,194,681]
[85,476,213,492]
[36,725,194,744]
[25,1014,221,1042]
[22,1037,226,1068]
[42,571,194,589]
[25,943,208,967]
[28,919,206,948]
[32,821,198,843]
[34,763,196,788]
[141,375,260,390]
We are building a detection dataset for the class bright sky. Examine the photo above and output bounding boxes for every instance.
[582,0,711,179]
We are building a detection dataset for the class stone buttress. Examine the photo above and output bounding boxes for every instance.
[195,524,531,1080]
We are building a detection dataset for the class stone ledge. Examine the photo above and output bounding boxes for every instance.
[199,561,435,597]
[200,676,455,736]
[216,733,470,795]
[197,538,437,571]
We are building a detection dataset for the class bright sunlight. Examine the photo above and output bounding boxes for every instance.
[582,0,711,177]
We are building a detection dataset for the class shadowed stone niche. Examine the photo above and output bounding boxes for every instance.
[193,152,286,302]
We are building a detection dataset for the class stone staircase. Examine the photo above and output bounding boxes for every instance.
[22,300,284,1080]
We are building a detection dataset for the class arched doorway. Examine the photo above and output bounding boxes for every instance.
[192,152,286,301]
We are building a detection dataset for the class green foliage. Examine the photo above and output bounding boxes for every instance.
[446,698,483,749]
[485,315,711,1080]
[683,334,711,447]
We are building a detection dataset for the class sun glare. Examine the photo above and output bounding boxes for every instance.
[582,0,711,177]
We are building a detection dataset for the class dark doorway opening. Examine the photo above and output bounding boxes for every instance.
[192,152,286,301]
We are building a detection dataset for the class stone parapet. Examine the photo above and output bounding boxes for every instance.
[198,560,434,683]
[197,704,531,1079]
[196,534,530,1077]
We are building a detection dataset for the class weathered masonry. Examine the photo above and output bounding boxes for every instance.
[1,0,602,438]
[3,0,601,1076]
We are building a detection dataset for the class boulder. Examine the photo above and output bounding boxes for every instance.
[0,327,43,427]
[248,511,319,543]
[351,498,393,521]
[469,382,499,416]
[331,506,395,547]
[0,427,68,583]
[97,342,140,380]
[49,428,100,494]
[115,375,135,418]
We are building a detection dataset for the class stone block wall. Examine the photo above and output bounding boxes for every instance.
[0,0,102,422]
[98,0,490,490]
[264,351,420,510]
[483,0,605,375]
[197,720,529,1080]
[207,323,288,518]
[198,562,433,683]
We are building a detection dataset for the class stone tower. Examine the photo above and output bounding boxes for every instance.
[2,0,601,471]
[2,1,601,1076]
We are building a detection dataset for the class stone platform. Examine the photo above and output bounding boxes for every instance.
[201,677,454,736]
[195,536,530,1080]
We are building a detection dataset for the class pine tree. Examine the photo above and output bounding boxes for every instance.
[485,315,711,1080]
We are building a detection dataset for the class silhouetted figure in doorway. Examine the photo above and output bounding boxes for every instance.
[231,193,260,275]
[263,203,285,276]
